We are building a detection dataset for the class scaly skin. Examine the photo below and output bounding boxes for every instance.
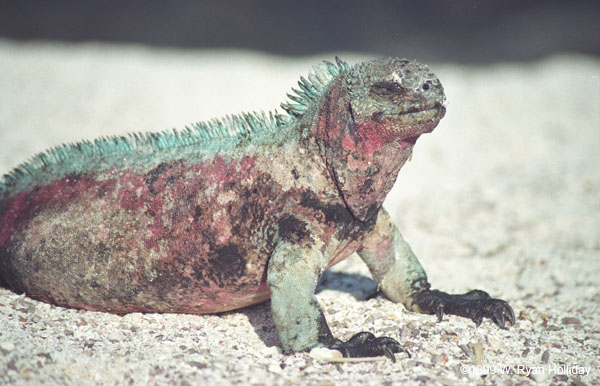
[0,58,514,359]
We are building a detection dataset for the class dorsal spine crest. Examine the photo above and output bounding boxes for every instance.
[280,58,349,117]
[0,58,350,195]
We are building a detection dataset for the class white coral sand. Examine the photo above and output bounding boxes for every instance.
[0,40,598,385]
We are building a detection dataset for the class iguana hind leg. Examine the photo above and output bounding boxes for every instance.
[358,208,515,328]
[267,240,408,360]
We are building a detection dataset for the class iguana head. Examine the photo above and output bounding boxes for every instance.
[314,58,447,222]
[280,57,446,222]
[346,58,446,152]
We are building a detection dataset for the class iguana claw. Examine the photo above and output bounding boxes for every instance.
[330,332,411,362]
[415,289,515,329]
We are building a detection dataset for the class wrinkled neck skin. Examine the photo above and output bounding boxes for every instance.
[313,77,436,223]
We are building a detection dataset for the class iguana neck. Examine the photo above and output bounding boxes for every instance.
[310,77,414,222]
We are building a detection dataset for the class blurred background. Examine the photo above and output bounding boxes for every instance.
[1,0,598,62]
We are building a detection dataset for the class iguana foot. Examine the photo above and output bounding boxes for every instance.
[414,289,515,329]
[330,332,410,362]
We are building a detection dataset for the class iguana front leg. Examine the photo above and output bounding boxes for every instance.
[267,240,407,360]
[358,209,515,328]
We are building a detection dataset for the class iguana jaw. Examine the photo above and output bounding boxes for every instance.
[350,102,445,154]
[388,103,447,141]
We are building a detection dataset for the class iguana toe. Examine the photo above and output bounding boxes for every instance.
[414,289,515,329]
[331,332,410,362]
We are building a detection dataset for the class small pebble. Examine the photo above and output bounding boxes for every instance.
[541,350,550,363]
[261,346,282,357]
[267,363,283,374]
[530,370,548,383]
[470,341,484,365]
[309,347,343,361]
[430,354,447,365]
[0,341,15,352]
[561,317,581,325]
[458,344,472,357]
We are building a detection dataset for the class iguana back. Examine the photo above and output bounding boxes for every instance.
[0,60,350,314]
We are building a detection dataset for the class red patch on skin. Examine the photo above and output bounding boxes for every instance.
[0,192,29,245]
[101,155,260,252]
[117,173,147,212]
[354,121,401,154]
[0,173,104,245]
[362,235,393,263]
[341,135,358,152]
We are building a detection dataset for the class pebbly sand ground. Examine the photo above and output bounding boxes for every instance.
[0,39,598,385]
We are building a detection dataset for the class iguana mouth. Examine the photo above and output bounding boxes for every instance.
[384,103,446,119]
[392,105,446,143]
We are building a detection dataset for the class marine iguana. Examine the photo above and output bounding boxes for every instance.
[0,57,514,360]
